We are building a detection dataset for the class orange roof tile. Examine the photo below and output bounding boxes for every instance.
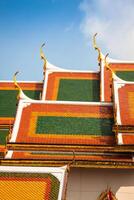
[43,71,100,101]
[101,62,134,102]
[0,81,43,125]
[8,101,115,148]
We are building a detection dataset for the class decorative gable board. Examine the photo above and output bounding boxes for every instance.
[113,77,134,145]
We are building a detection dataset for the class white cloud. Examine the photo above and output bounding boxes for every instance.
[79,0,134,60]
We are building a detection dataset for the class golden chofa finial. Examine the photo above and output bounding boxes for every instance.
[104,53,114,77]
[13,71,22,100]
[93,33,102,64]
[40,43,47,74]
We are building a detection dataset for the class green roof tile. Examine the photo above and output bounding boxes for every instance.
[36,116,114,136]
[0,90,41,117]
[57,79,100,101]
[116,71,134,81]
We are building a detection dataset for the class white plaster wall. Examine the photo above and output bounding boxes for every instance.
[66,168,134,200]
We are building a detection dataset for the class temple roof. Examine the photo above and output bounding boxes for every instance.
[113,75,134,145]
[100,56,134,102]
[0,81,43,125]
[0,38,133,169]
[8,100,114,148]
[42,70,100,102]
[0,165,67,200]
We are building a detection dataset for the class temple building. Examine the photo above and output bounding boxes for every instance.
[0,35,134,200]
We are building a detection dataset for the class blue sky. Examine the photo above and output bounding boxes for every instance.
[1,0,134,80]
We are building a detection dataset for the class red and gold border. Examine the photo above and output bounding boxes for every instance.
[10,151,132,162]
[44,72,99,100]
[0,82,43,90]
[12,103,114,146]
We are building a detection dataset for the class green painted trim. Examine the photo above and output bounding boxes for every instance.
[36,116,114,136]
[116,71,134,81]
[57,79,100,101]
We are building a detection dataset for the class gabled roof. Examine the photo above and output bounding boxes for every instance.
[100,55,134,102]
[8,100,114,148]
[113,75,134,145]
[42,69,100,102]
[0,165,67,200]
[0,81,43,125]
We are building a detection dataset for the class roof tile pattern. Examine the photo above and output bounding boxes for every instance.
[0,166,66,200]
[43,72,100,101]
[0,82,43,125]
[9,102,114,146]
[101,63,134,102]
[113,80,134,145]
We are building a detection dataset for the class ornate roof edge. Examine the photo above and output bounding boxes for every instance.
[40,42,99,74]
[0,80,43,83]
[106,55,134,64]
[13,72,41,101]
[45,61,99,73]
[100,52,134,101]
[2,157,134,169]
[93,33,103,65]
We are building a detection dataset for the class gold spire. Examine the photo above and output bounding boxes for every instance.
[104,53,115,77]
[13,71,22,99]
[93,33,102,64]
[40,43,47,73]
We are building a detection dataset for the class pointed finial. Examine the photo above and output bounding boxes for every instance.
[13,71,22,99]
[104,53,115,77]
[40,43,47,73]
[93,33,102,64]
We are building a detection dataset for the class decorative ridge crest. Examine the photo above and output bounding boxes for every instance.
[105,53,115,77]
[13,71,22,100]
[97,187,118,200]
[40,43,47,74]
[93,33,102,64]
[104,54,129,83]
[13,71,33,101]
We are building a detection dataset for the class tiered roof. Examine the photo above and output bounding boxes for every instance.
[0,36,134,171]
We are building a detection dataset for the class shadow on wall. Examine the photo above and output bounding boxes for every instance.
[67,168,134,200]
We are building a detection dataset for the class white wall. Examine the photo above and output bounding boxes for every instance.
[67,168,134,200]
